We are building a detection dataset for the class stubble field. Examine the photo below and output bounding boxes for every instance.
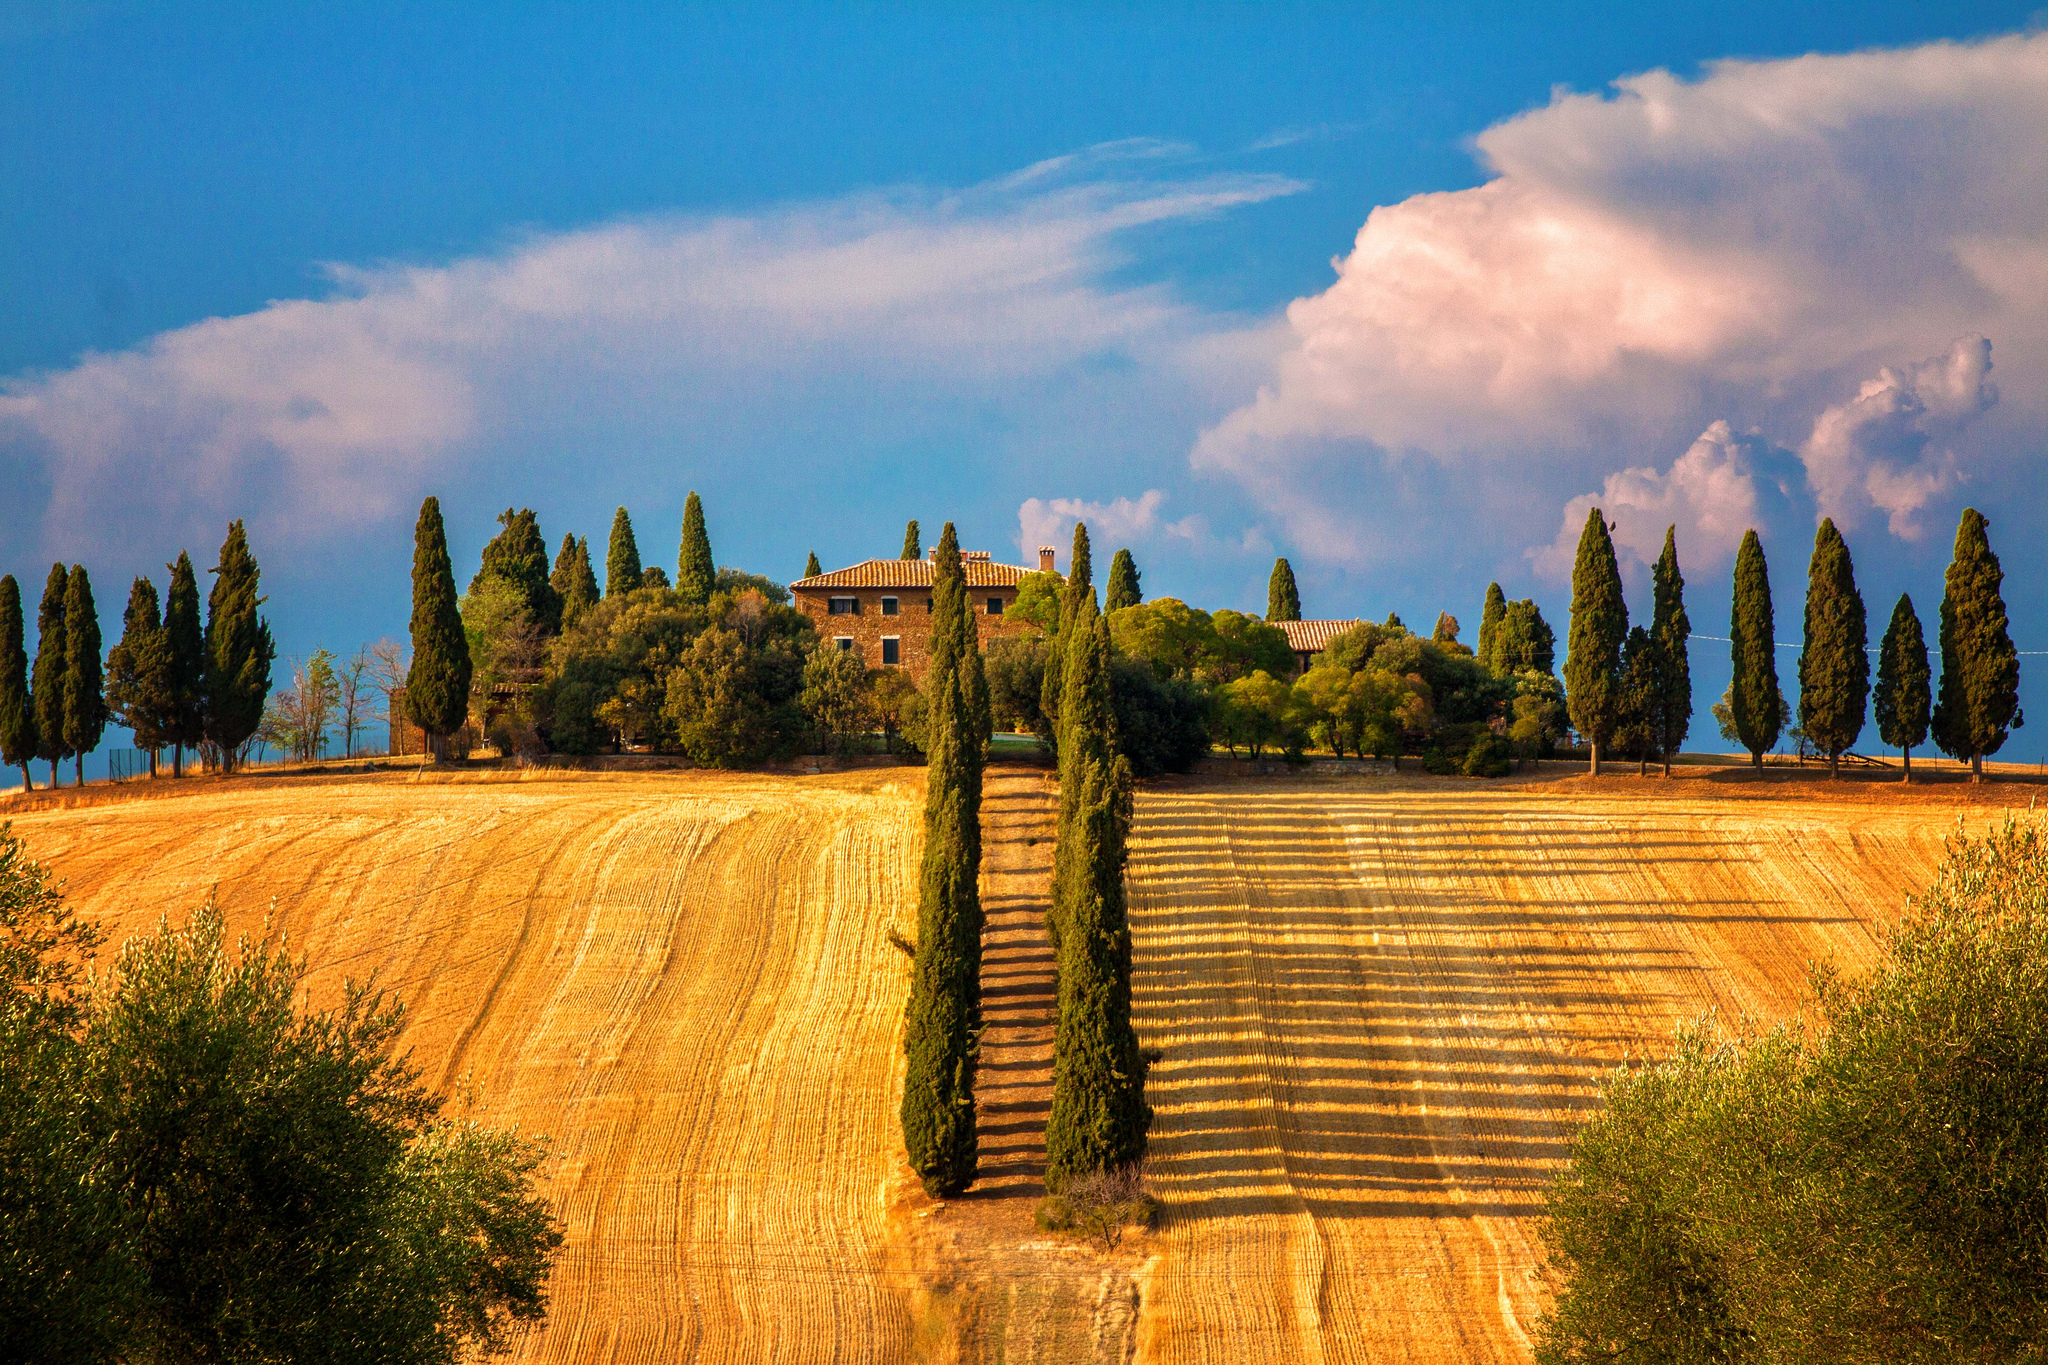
[5,765,2000,1362]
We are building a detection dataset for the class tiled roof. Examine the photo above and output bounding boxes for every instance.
[793,557,1041,590]
[1278,619,1363,653]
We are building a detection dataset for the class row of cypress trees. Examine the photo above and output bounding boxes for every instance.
[1566,506,2017,781]
[598,493,717,603]
[0,524,272,789]
[897,519,1151,1197]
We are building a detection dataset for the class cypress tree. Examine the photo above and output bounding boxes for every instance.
[61,567,107,785]
[1616,625,1661,776]
[1044,597,1149,1189]
[31,565,69,787]
[1039,521,1094,746]
[0,576,35,791]
[162,552,205,777]
[1564,508,1627,775]
[677,491,715,607]
[604,507,642,598]
[1651,528,1692,776]
[804,551,822,579]
[405,497,472,756]
[1497,599,1557,676]
[473,509,562,635]
[899,523,983,1196]
[1267,558,1301,622]
[1104,549,1141,612]
[1798,519,1868,779]
[1432,612,1459,645]
[1933,509,2020,782]
[1730,529,1783,768]
[1874,594,1931,783]
[901,520,921,560]
[551,534,599,630]
[105,576,170,775]
[1478,582,1507,673]
[641,566,670,591]
[202,522,274,773]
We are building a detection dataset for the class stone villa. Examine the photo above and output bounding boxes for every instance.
[791,547,1058,681]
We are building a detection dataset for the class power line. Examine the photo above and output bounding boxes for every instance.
[1690,634,2048,656]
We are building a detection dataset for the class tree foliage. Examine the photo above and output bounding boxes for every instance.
[1496,599,1557,676]
[1798,519,1869,777]
[201,523,275,770]
[471,509,562,637]
[1730,529,1783,766]
[1651,528,1692,774]
[1564,509,1627,768]
[603,507,641,599]
[1039,522,1094,746]
[1538,817,2048,1365]
[30,565,68,780]
[550,534,599,631]
[405,498,472,746]
[1932,508,2020,779]
[1105,549,1141,612]
[161,553,206,772]
[0,578,35,789]
[804,550,822,580]
[1875,594,1931,779]
[1478,582,1507,673]
[676,491,716,607]
[900,524,983,1196]
[104,577,174,762]
[1266,557,1301,622]
[62,567,108,782]
[901,520,920,560]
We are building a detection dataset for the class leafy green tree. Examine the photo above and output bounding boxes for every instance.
[640,566,670,590]
[552,534,599,630]
[1874,594,1931,783]
[1432,612,1460,645]
[161,553,206,777]
[901,520,920,560]
[1933,508,2021,782]
[1510,671,1566,770]
[104,577,172,774]
[471,509,562,636]
[713,567,790,605]
[799,647,870,753]
[1266,557,1301,622]
[676,491,716,607]
[201,523,275,773]
[31,565,69,787]
[1651,528,1692,775]
[1209,611,1296,684]
[1011,571,1065,633]
[1730,529,1783,768]
[1496,600,1556,675]
[604,507,642,598]
[1104,549,1141,612]
[1478,582,1507,673]
[1045,594,1148,1190]
[1564,508,1626,775]
[0,577,35,791]
[1798,519,1868,779]
[900,523,983,1196]
[804,550,822,579]
[1538,818,2048,1365]
[658,591,813,767]
[60,568,107,786]
[1039,522,1094,748]
[1614,626,1661,776]
[1214,670,1295,758]
[405,498,472,754]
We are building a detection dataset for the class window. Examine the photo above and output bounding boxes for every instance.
[881,637,901,665]
[829,596,857,615]
[881,596,899,616]
[920,597,933,613]
[835,637,855,652]
[986,597,1004,615]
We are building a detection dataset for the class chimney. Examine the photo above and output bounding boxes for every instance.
[1039,546,1057,574]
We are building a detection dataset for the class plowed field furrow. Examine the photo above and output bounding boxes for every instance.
[10,772,925,1365]
[1129,780,1954,1365]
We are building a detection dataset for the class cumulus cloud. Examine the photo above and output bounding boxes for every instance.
[1195,32,2048,569]
[0,146,1300,556]
[1016,488,1206,565]
[1533,421,1799,577]
[1799,337,1998,539]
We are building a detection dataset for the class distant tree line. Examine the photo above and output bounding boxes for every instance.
[0,523,275,788]
[1563,506,2018,781]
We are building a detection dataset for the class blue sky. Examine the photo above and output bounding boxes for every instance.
[4,2,2046,759]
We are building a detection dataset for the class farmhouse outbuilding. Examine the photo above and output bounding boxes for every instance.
[792,547,1058,681]
[1278,619,1362,675]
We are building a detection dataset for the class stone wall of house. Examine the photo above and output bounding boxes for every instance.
[792,585,1036,680]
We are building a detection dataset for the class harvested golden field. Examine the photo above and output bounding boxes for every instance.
[1124,776,1975,1363]
[7,768,931,1364]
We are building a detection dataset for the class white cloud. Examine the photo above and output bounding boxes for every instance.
[1533,421,1797,578]
[1195,32,2048,569]
[1016,488,1206,566]
[0,149,1301,557]
[1798,336,1998,539]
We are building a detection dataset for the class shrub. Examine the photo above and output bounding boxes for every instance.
[1109,658,1210,776]
[1539,818,2048,1364]
[1034,1163,1158,1253]
[1462,730,1512,777]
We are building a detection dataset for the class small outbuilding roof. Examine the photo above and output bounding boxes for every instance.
[794,555,1042,590]
[1278,619,1363,653]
